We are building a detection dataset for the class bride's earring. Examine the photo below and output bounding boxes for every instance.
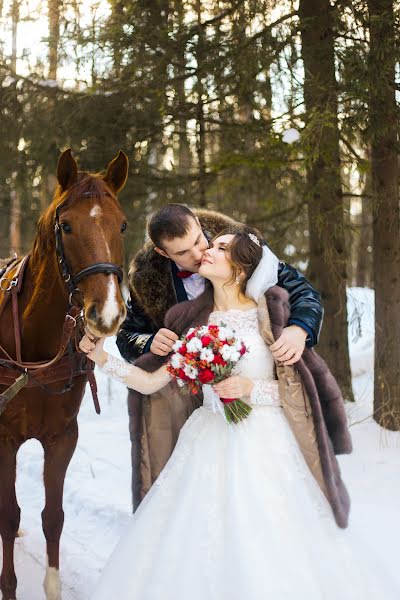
[235,276,240,285]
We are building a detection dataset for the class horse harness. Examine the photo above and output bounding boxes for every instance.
[0,192,124,417]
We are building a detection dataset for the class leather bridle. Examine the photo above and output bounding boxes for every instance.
[54,191,123,302]
[0,190,126,415]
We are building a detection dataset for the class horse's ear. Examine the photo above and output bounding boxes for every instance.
[57,149,78,191]
[104,150,129,193]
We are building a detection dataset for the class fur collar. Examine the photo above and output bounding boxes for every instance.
[128,209,238,328]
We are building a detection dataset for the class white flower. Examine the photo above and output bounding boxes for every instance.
[218,327,228,341]
[219,326,234,341]
[177,378,185,387]
[200,348,215,363]
[234,340,243,351]
[198,326,209,336]
[172,340,183,352]
[186,337,203,353]
[220,345,240,363]
[183,364,198,380]
[186,328,196,337]
[170,353,184,369]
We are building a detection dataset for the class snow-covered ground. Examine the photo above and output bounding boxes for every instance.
[4,288,400,599]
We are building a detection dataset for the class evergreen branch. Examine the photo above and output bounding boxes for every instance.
[339,135,366,163]
[244,10,299,45]
[192,0,246,29]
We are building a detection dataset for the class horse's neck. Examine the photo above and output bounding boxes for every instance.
[19,257,70,360]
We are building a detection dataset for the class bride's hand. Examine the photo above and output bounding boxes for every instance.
[79,334,107,366]
[213,375,254,399]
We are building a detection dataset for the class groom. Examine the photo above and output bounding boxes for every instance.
[117,203,323,510]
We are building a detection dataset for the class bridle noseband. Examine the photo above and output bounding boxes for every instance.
[54,191,124,301]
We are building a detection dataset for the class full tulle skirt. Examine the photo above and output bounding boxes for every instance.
[90,405,395,600]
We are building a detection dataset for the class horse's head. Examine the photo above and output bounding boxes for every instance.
[51,149,129,336]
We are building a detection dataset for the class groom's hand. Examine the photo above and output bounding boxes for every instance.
[150,328,179,356]
[270,325,307,366]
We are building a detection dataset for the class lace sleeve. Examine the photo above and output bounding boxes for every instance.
[100,354,171,394]
[250,379,281,407]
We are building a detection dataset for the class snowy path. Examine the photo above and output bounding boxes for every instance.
[2,289,400,599]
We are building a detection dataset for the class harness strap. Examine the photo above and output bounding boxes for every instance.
[0,304,81,370]
[0,373,28,417]
[12,286,22,364]
[86,363,101,414]
[0,255,29,322]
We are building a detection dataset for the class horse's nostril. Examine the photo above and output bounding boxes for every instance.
[87,304,97,322]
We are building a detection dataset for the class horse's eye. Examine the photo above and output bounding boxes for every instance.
[61,222,72,234]
[121,222,127,233]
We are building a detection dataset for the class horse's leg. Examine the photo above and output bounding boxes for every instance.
[41,419,78,600]
[0,439,20,600]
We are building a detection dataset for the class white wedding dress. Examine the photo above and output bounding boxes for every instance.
[91,309,395,600]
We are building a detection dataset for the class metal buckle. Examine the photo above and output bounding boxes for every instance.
[68,289,81,307]
[0,277,18,292]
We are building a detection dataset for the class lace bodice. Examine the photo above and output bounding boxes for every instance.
[206,308,281,408]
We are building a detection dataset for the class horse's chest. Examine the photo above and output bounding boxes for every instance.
[0,381,86,443]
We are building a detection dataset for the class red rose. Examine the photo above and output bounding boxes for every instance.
[201,335,213,347]
[221,397,236,404]
[213,354,226,366]
[178,368,187,381]
[198,368,215,384]
[240,344,247,356]
[178,345,187,355]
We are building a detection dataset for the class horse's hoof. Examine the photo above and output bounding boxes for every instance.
[43,566,61,600]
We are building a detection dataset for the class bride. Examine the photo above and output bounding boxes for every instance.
[80,226,394,600]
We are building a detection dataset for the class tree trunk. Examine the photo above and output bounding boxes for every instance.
[48,0,60,80]
[11,0,19,71]
[9,1,21,255]
[9,181,21,256]
[195,0,206,207]
[355,170,373,288]
[175,0,191,176]
[110,0,124,78]
[299,0,354,401]
[368,0,400,430]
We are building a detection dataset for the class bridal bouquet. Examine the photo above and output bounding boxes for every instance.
[167,323,251,424]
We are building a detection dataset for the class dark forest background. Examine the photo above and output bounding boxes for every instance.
[1,0,399,429]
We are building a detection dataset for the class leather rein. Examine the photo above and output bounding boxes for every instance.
[0,191,124,416]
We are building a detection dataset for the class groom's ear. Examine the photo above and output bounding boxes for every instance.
[154,246,169,259]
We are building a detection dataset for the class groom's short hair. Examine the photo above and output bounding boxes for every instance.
[148,203,197,248]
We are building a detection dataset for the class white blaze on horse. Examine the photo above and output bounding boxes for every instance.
[0,149,129,600]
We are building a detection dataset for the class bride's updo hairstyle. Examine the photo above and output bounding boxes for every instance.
[211,225,264,295]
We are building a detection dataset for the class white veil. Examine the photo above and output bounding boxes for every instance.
[245,243,280,302]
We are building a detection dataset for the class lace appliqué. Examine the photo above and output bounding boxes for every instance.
[208,308,259,335]
[250,379,281,407]
[100,353,130,384]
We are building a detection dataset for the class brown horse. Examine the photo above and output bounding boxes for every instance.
[0,149,129,600]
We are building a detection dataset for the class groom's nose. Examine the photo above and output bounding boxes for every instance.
[192,247,203,261]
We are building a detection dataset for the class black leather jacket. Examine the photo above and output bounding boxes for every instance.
[117,262,323,364]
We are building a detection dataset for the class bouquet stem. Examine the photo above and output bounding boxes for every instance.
[223,399,252,424]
